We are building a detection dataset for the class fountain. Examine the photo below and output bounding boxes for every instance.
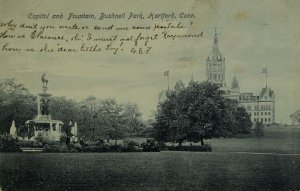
[24,73,64,141]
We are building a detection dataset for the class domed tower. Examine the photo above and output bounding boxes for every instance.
[206,28,226,87]
[230,76,240,95]
[229,76,240,101]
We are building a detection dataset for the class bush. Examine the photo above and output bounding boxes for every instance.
[166,145,212,152]
[254,121,264,138]
[0,134,22,152]
[41,140,162,153]
[19,140,58,148]
[42,144,53,152]
[94,138,105,146]
[82,145,111,152]
[141,139,161,152]
[72,143,83,152]
[122,141,141,152]
[42,144,69,153]
[82,142,142,153]
[60,135,66,143]
[83,146,100,152]
[109,144,123,152]
[35,133,46,145]
[59,144,69,152]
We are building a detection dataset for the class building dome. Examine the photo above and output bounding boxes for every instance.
[231,76,239,89]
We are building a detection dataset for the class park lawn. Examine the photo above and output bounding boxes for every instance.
[0,125,299,190]
[0,152,299,191]
[130,125,300,154]
[206,125,300,154]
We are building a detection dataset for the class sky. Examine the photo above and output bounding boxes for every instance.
[0,0,300,123]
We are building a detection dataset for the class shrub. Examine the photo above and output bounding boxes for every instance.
[43,144,51,152]
[35,133,46,145]
[0,134,22,152]
[254,121,264,138]
[18,141,36,148]
[166,145,212,152]
[122,141,141,152]
[41,140,162,153]
[83,146,102,152]
[42,144,69,153]
[141,139,161,152]
[109,144,123,152]
[79,138,86,146]
[19,140,57,148]
[72,143,83,152]
[59,144,69,152]
[94,138,105,146]
[59,135,67,144]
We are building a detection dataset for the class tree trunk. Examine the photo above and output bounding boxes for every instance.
[179,141,182,146]
[200,138,204,146]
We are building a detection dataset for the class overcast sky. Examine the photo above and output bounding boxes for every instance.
[0,0,299,123]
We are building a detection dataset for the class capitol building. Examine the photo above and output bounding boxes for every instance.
[205,29,275,124]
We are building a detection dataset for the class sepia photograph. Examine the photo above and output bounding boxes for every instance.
[0,0,299,190]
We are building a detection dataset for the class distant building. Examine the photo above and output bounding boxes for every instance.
[205,29,275,124]
[206,28,226,87]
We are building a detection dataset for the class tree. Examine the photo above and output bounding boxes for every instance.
[0,79,36,135]
[154,81,250,146]
[0,78,145,143]
[78,96,100,140]
[254,121,264,139]
[122,103,144,136]
[234,107,252,134]
[50,96,80,125]
[100,98,126,144]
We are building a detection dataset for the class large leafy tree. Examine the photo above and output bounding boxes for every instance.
[100,98,125,144]
[50,96,79,123]
[122,103,144,136]
[154,81,252,146]
[0,79,36,134]
[77,97,144,142]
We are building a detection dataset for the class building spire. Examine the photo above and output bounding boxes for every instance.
[262,66,268,88]
[214,27,219,49]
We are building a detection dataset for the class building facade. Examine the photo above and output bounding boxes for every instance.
[206,30,275,124]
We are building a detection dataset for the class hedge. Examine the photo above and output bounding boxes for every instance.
[166,145,212,152]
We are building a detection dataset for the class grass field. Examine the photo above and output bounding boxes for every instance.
[131,125,300,154]
[206,125,300,154]
[0,152,299,191]
[0,125,299,191]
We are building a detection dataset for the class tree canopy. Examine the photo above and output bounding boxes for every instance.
[154,81,252,145]
[0,79,145,141]
[0,79,36,134]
